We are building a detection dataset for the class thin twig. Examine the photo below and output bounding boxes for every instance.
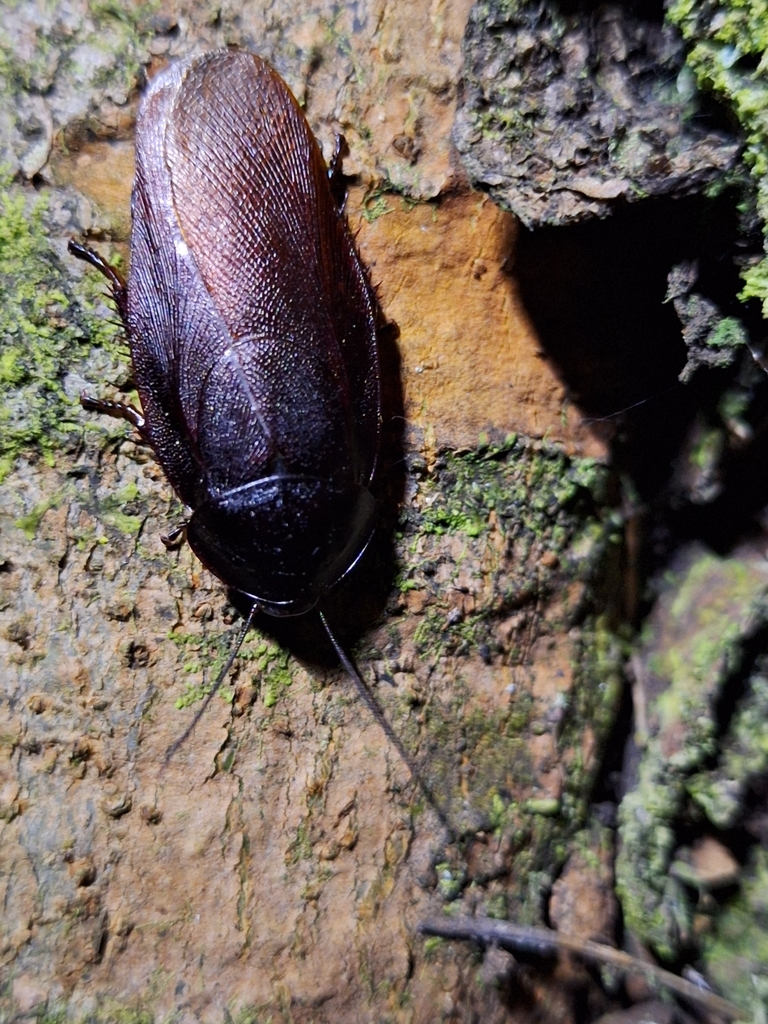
[416,916,746,1022]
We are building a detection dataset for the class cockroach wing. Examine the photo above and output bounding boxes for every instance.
[135,51,379,493]
[168,51,380,491]
[126,58,225,509]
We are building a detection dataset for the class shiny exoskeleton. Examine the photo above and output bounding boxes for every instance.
[72,50,381,615]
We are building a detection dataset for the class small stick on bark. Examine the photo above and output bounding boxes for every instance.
[416,916,746,1022]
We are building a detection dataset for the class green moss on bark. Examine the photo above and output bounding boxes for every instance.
[666,0,768,314]
[0,179,130,480]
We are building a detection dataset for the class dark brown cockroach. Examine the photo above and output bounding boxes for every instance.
[70,50,420,780]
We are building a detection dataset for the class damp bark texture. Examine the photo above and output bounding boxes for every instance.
[453,0,741,226]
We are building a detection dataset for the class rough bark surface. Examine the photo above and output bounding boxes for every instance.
[3,0,766,1019]
[453,0,740,226]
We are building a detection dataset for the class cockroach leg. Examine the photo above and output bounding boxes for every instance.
[80,392,146,432]
[68,239,129,320]
[328,134,349,210]
[161,524,188,550]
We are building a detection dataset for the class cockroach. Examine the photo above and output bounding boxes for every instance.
[70,50,420,782]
